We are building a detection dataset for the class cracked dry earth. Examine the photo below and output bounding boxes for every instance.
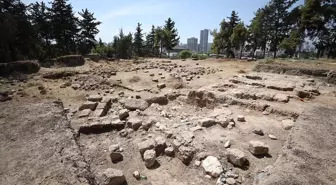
[1,59,336,185]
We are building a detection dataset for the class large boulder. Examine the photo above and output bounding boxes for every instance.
[124,99,149,111]
[127,117,142,130]
[174,145,195,165]
[79,101,97,111]
[145,95,168,105]
[99,168,126,185]
[202,156,223,177]
[138,139,156,157]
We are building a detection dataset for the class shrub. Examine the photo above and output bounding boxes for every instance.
[179,50,192,59]
[0,60,40,76]
[56,55,85,67]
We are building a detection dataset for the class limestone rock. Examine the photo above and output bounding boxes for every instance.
[200,118,216,127]
[133,171,140,180]
[174,145,195,165]
[248,141,269,156]
[138,139,156,157]
[100,168,126,185]
[202,156,223,177]
[145,95,168,105]
[144,149,156,168]
[268,134,278,140]
[118,109,129,120]
[282,119,294,130]
[164,147,174,157]
[127,117,142,130]
[157,83,166,89]
[237,115,245,122]
[124,99,149,111]
[224,140,231,148]
[253,128,264,136]
[154,136,167,155]
[226,149,247,167]
[79,101,97,111]
[87,94,102,102]
[79,109,91,118]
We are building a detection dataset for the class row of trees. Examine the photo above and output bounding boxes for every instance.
[0,0,101,63]
[212,0,336,58]
[92,19,180,59]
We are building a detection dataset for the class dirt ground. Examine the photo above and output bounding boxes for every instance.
[1,58,336,185]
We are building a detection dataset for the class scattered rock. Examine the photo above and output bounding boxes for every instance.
[164,147,174,157]
[127,117,142,130]
[226,177,236,185]
[109,152,123,163]
[157,83,166,89]
[111,120,126,130]
[199,118,216,127]
[202,156,223,177]
[145,95,168,105]
[237,115,245,122]
[273,93,289,102]
[119,129,128,137]
[143,149,156,168]
[248,141,269,156]
[138,139,156,157]
[118,109,129,120]
[79,101,97,111]
[226,149,247,167]
[282,119,294,130]
[154,136,167,155]
[87,94,102,102]
[79,109,91,118]
[268,134,278,140]
[124,99,149,111]
[195,160,201,167]
[152,78,159,82]
[253,128,264,136]
[224,140,231,148]
[100,168,126,185]
[174,145,195,165]
[133,171,140,180]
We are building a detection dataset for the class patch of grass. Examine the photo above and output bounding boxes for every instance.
[128,76,141,83]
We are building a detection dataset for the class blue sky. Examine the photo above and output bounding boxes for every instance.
[24,0,304,43]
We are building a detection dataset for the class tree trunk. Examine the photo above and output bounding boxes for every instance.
[273,45,277,59]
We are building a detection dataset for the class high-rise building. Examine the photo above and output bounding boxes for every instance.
[200,29,209,53]
[187,37,198,52]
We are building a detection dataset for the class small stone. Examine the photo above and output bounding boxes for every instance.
[237,115,245,122]
[143,149,156,168]
[205,175,212,179]
[109,144,120,152]
[229,122,235,127]
[202,156,223,177]
[100,168,126,185]
[248,141,269,156]
[253,128,264,136]
[195,160,201,167]
[118,109,129,120]
[152,78,159,82]
[79,101,98,111]
[226,178,236,185]
[133,171,140,180]
[268,134,278,140]
[282,119,294,130]
[127,117,142,130]
[87,94,102,102]
[124,99,149,111]
[224,140,231,148]
[164,147,174,157]
[150,73,155,77]
[262,111,270,115]
[200,118,216,127]
[79,109,91,118]
[109,152,123,163]
[119,129,128,137]
[157,83,166,89]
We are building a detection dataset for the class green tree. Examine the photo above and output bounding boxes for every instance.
[266,0,298,58]
[154,26,164,58]
[78,8,101,55]
[115,29,133,59]
[29,1,53,60]
[50,0,79,55]
[144,25,156,57]
[212,11,241,58]
[231,22,248,58]
[279,30,301,57]
[163,18,180,57]
[133,23,144,57]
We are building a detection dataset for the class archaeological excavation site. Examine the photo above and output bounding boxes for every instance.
[1,58,336,185]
